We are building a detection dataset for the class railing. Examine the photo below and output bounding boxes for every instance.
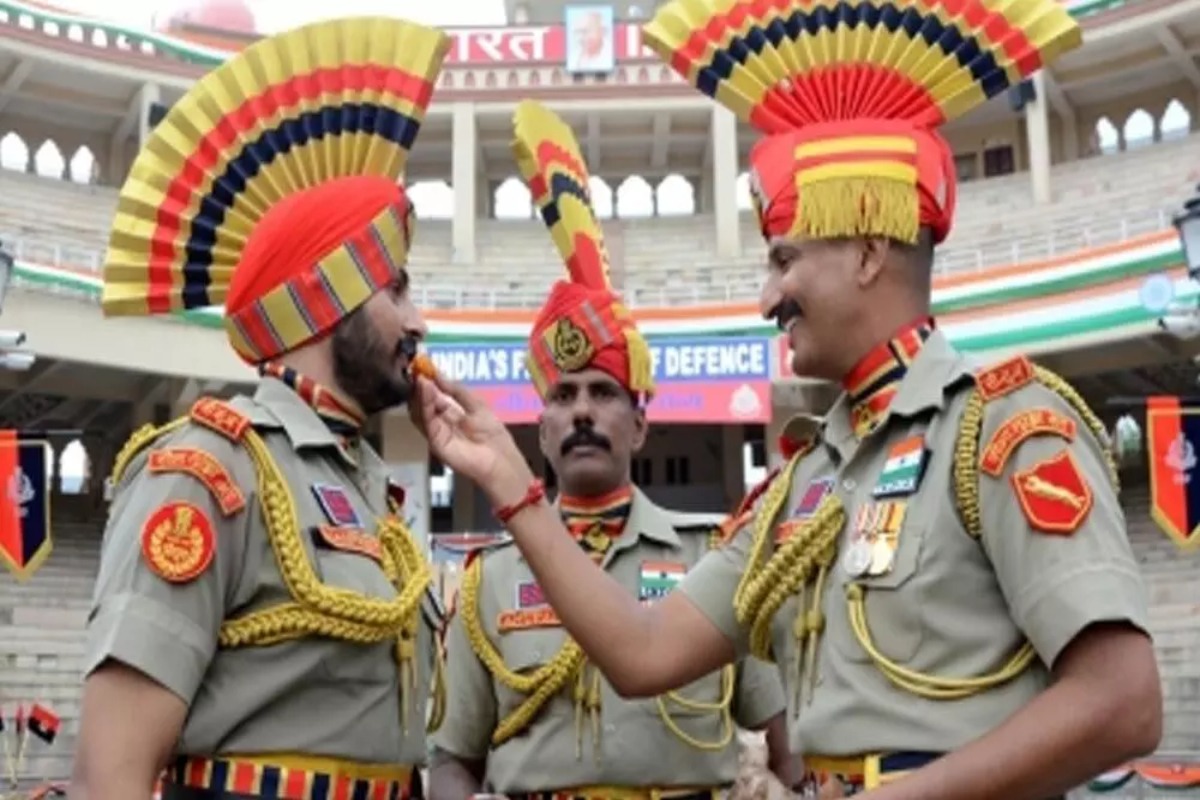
[6,202,1176,311]
[931,207,1174,274]
[0,0,1146,77]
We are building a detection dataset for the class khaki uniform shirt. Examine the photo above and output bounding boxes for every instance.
[84,378,439,765]
[431,488,786,793]
[680,331,1150,756]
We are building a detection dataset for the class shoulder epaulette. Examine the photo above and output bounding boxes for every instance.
[954,354,1118,540]
[461,536,513,571]
[974,354,1036,402]
[734,465,780,519]
[109,415,191,489]
[190,397,251,441]
[108,397,250,499]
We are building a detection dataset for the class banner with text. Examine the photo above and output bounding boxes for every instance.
[427,336,773,424]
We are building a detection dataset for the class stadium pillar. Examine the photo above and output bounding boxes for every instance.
[711,105,740,259]
[452,102,478,264]
[381,412,432,546]
[1025,72,1052,205]
[138,82,161,152]
[720,425,745,509]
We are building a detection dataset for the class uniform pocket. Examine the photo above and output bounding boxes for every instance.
[832,515,928,665]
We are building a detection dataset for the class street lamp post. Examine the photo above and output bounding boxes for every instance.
[0,239,35,371]
[1113,184,1200,460]
[1175,182,1200,279]
[0,239,12,314]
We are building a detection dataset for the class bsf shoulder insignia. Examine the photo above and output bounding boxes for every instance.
[147,447,245,516]
[976,356,1036,402]
[1012,450,1093,535]
[140,501,216,583]
[980,408,1076,477]
[189,398,250,441]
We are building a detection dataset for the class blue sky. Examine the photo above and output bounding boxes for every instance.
[49,0,508,31]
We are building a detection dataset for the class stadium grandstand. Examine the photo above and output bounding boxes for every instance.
[1,0,1200,794]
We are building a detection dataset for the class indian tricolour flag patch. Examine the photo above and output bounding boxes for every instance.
[873,435,928,498]
[639,560,686,602]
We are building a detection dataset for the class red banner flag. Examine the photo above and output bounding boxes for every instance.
[28,703,60,745]
[0,431,52,581]
[1145,396,1200,549]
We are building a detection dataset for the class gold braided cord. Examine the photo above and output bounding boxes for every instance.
[845,584,1036,698]
[218,602,403,647]
[954,365,1120,540]
[111,402,435,731]
[215,426,431,732]
[953,389,986,540]
[458,554,585,746]
[732,453,803,645]
[238,429,431,628]
[460,537,740,751]
[574,664,604,761]
[427,640,448,734]
[654,665,736,751]
[733,452,845,662]
[746,503,842,666]
[110,417,190,486]
[1033,365,1120,489]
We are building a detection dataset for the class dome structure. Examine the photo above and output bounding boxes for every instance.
[154,0,256,35]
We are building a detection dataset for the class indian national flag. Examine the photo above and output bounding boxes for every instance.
[876,435,926,495]
[639,560,686,600]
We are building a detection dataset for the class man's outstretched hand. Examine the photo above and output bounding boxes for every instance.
[409,372,535,506]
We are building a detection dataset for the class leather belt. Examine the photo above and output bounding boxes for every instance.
[162,754,413,800]
[509,788,721,800]
[800,751,942,795]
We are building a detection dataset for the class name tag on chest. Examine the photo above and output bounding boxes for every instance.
[498,580,561,632]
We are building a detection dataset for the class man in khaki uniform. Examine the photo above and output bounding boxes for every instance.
[406,3,1164,799]
[429,101,791,800]
[70,17,450,800]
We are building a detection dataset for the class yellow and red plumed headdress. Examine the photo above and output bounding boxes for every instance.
[642,0,1082,245]
[99,18,450,364]
[511,100,655,401]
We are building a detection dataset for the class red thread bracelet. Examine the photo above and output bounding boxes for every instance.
[494,479,546,524]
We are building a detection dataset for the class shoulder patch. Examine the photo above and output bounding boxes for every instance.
[190,397,250,442]
[140,501,216,583]
[980,408,1076,477]
[147,447,246,516]
[975,355,1036,402]
[1011,449,1093,535]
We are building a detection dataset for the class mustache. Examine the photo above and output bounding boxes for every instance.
[396,335,419,361]
[771,298,802,331]
[561,427,611,456]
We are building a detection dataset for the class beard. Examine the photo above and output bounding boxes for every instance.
[331,308,417,416]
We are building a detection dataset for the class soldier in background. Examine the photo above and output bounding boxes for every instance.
[429,100,793,800]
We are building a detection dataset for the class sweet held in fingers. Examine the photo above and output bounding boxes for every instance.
[409,353,439,382]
